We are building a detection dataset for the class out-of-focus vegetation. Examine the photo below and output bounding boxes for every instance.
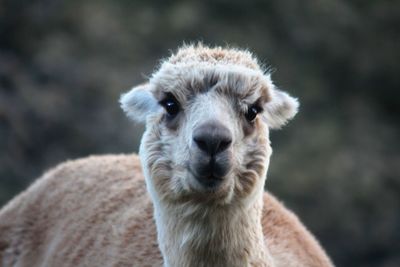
[0,0,399,266]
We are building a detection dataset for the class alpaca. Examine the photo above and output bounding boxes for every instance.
[0,44,334,267]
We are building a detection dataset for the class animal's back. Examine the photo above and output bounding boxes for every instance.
[0,154,332,267]
[0,154,162,267]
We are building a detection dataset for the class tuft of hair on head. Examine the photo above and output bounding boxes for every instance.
[167,42,262,71]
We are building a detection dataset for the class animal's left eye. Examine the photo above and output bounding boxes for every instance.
[245,105,261,122]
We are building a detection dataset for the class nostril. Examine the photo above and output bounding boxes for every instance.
[193,137,208,152]
[217,138,232,153]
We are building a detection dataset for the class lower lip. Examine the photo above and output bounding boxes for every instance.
[198,176,223,188]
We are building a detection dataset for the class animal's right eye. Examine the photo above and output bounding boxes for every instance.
[160,94,180,117]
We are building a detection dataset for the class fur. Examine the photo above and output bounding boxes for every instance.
[0,44,333,267]
[0,155,333,267]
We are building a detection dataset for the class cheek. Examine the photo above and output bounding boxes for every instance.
[241,115,265,136]
[143,124,192,199]
[233,121,269,165]
[160,126,191,168]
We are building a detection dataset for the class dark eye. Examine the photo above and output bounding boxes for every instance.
[245,105,261,122]
[160,94,180,117]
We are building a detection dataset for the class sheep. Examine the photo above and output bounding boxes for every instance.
[0,44,334,267]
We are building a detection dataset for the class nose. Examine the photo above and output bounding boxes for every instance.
[193,121,232,156]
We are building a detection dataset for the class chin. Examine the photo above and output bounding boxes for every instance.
[185,173,235,204]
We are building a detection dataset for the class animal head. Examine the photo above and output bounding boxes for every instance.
[121,44,298,205]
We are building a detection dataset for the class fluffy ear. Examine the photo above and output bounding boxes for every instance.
[263,87,299,129]
[120,83,161,123]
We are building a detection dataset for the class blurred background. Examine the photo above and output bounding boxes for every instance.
[0,0,399,266]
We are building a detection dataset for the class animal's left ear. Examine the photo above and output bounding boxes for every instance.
[262,86,299,129]
[120,83,161,123]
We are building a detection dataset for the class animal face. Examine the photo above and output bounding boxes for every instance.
[121,46,298,204]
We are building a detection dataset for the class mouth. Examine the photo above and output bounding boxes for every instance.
[188,166,226,191]
[187,150,233,194]
[194,175,224,189]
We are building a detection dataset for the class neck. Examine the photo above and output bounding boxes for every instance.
[153,190,274,267]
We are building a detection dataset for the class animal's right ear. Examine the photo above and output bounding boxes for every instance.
[120,83,161,123]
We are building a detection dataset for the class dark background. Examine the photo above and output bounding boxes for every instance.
[1,0,399,266]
